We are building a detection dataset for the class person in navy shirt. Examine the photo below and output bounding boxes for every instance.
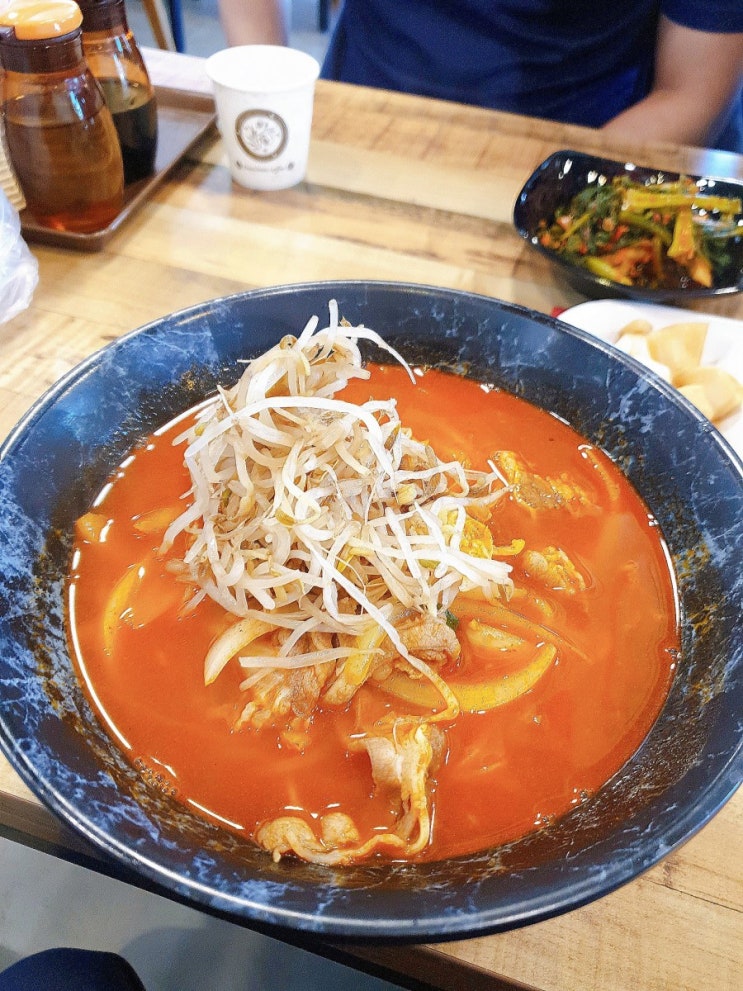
[219,0,743,150]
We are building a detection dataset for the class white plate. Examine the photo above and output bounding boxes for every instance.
[559,299,743,458]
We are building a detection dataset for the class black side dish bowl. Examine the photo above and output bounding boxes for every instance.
[0,281,741,941]
[513,149,743,301]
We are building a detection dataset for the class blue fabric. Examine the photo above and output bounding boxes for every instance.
[321,0,743,148]
[0,949,146,991]
[663,0,743,32]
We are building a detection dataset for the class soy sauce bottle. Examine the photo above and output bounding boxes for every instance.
[78,0,158,183]
[0,0,125,233]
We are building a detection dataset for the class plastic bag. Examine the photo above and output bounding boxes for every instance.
[0,189,38,326]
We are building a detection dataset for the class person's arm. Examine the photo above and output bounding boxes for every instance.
[603,15,743,146]
[218,0,288,47]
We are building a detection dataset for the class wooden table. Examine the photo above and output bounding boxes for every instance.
[0,48,741,991]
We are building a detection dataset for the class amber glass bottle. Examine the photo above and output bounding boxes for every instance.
[0,0,124,234]
[78,0,158,184]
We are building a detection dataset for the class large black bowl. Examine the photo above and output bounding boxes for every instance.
[513,149,743,302]
[0,282,741,941]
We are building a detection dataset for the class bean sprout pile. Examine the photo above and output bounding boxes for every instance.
[161,302,513,683]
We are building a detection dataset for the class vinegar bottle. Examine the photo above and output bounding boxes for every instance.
[78,0,158,184]
[0,0,124,234]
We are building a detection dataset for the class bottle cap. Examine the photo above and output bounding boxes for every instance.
[0,0,83,40]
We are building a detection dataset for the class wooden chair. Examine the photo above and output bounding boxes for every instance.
[140,0,185,52]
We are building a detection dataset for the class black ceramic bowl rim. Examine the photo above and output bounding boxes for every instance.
[0,280,741,941]
[513,149,743,302]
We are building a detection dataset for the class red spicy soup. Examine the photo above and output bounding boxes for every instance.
[67,365,678,860]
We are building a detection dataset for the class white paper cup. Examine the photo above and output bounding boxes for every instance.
[205,46,320,191]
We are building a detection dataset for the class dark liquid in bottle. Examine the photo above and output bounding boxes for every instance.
[4,112,123,233]
[98,78,158,183]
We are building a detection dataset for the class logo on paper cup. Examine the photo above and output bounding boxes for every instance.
[235,109,288,161]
